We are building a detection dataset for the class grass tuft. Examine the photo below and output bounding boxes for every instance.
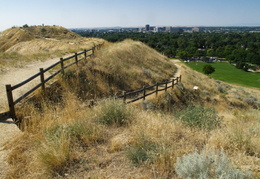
[95,99,134,126]
[127,133,158,165]
[38,132,72,177]
[175,105,223,131]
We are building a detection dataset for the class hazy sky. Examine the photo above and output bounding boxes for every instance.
[1,0,260,31]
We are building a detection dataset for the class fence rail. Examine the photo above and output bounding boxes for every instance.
[116,75,181,104]
[1,42,181,122]
[1,44,103,121]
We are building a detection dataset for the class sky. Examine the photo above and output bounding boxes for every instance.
[1,0,260,31]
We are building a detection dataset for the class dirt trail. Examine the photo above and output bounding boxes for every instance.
[0,58,60,112]
[0,57,65,179]
[131,60,182,105]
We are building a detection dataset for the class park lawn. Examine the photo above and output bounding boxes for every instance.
[185,62,260,88]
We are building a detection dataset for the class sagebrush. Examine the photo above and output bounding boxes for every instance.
[175,149,253,179]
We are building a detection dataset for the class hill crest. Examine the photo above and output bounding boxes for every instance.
[0,25,82,52]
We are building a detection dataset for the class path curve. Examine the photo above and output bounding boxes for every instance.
[131,60,182,105]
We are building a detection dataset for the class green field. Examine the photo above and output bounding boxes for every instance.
[185,62,260,88]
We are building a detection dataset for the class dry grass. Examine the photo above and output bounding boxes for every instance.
[0,26,104,70]
[59,39,176,100]
[4,40,260,178]
[91,39,176,89]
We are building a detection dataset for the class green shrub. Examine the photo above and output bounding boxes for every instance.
[175,149,253,179]
[175,105,223,131]
[95,99,133,126]
[203,64,215,75]
[127,134,158,165]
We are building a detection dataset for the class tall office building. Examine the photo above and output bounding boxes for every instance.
[145,24,150,32]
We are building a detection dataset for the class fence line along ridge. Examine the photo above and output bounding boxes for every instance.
[2,44,103,121]
[116,75,182,104]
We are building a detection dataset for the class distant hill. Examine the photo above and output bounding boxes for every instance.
[0,25,83,52]
[0,26,104,68]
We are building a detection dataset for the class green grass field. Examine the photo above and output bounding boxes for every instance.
[185,62,260,88]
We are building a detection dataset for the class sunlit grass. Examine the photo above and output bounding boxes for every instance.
[185,62,260,88]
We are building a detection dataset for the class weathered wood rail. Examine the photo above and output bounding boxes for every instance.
[116,75,181,104]
[1,44,103,121]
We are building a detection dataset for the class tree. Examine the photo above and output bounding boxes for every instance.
[203,64,215,75]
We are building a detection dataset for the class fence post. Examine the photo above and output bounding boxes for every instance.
[123,91,127,103]
[6,85,16,120]
[165,82,168,92]
[75,53,78,65]
[172,79,175,89]
[84,49,87,59]
[60,58,64,75]
[156,82,159,96]
[143,86,146,100]
[179,75,182,82]
[40,68,45,91]
[92,47,95,55]
[90,99,94,107]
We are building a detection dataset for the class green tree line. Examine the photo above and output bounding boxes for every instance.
[77,31,260,65]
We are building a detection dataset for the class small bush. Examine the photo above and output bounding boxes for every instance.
[66,120,104,146]
[217,84,226,93]
[203,64,215,75]
[95,99,133,126]
[175,105,223,131]
[127,134,158,165]
[45,121,104,147]
[175,149,253,179]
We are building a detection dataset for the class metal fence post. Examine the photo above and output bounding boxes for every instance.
[165,82,168,92]
[172,79,175,89]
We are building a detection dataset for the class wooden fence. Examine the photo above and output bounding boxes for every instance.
[116,75,181,104]
[0,44,103,121]
[0,43,182,121]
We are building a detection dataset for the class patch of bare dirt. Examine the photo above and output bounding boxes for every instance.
[0,57,65,179]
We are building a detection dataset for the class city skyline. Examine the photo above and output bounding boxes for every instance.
[1,0,260,31]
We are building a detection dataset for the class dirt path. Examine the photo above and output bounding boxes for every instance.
[0,57,65,179]
[0,58,60,112]
[131,60,182,105]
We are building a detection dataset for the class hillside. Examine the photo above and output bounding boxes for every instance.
[0,26,81,52]
[0,26,104,71]
[3,40,260,179]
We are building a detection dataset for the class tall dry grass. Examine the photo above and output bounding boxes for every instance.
[5,40,260,178]
[91,39,176,89]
